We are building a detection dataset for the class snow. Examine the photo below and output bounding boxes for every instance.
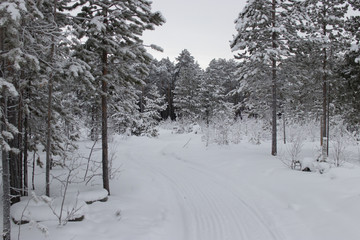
[78,189,109,204]
[0,79,19,97]
[90,16,106,31]
[11,193,88,223]
[0,1,24,22]
[2,127,360,239]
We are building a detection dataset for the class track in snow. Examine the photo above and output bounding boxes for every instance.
[128,142,286,240]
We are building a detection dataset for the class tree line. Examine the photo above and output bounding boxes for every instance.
[1,0,359,239]
[231,0,360,157]
[1,1,164,239]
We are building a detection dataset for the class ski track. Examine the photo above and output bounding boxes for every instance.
[128,143,286,240]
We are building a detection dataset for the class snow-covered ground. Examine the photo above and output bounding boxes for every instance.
[2,127,360,240]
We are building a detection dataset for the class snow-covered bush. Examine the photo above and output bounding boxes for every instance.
[279,118,319,143]
[329,117,356,166]
[241,117,270,145]
[278,134,304,170]
[172,117,199,134]
[288,135,304,170]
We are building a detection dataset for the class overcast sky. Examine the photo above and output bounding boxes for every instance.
[143,0,248,69]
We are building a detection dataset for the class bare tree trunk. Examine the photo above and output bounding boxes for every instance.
[2,87,11,240]
[167,84,171,119]
[271,0,277,156]
[140,85,144,113]
[18,92,24,195]
[23,110,28,195]
[46,0,57,197]
[9,98,21,204]
[32,151,36,190]
[1,27,11,239]
[321,22,328,162]
[45,49,53,197]
[327,82,330,156]
[101,49,110,195]
[283,113,286,144]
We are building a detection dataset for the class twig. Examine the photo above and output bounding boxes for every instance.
[84,139,98,181]
[183,138,192,148]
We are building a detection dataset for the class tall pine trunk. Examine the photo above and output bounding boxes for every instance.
[271,0,277,156]
[1,25,11,240]
[321,19,328,162]
[2,88,11,240]
[23,107,28,196]
[46,0,57,196]
[17,91,24,195]
[101,49,110,195]
[9,97,21,203]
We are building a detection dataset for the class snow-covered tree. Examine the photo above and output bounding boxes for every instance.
[347,0,360,64]
[173,49,203,121]
[303,0,350,161]
[199,59,235,125]
[231,0,302,156]
[151,58,176,120]
[0,0,27,237]
[73,0,164,194]
[137,83,166,136]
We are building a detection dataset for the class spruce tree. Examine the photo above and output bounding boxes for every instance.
[173,49,203,121]
[199,59,235,125]
[152,58,176,120]
[73,0,164,194]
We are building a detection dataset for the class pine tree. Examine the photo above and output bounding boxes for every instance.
[348,0,360,63]
[73,0,164,194]
[139,83,166,136]
[199,59,235,125]
[231,0,301,156]
[304,0,349,161]
[151,58,176,120]
[173,49,203,121]
[0,0,26,237]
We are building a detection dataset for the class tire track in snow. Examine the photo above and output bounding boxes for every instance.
[128,145,285,240]
[156,167,233,240]
[156,160,282,240]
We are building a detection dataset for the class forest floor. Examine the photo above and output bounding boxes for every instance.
[2,127,360,240]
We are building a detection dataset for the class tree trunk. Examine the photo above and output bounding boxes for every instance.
[46,0,57,196]
[2,87,11,240]
[321,21,328,162]
[101,49,110,195]
[45,69,53,196]
[283,113,286,144]
[9,98,21,204]
[23,110,28,196]
[32,151,36,190]
[327,80,330,156]
[167,84,171,119]
[18,91,24,195]
[271,0,277,156]
[140,85,144,113]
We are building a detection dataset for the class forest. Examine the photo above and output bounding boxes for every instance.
[1,0,360,240]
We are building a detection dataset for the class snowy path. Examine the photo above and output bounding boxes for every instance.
[138,156,284,240]
[8,129,360,240]
[125,132,291,240]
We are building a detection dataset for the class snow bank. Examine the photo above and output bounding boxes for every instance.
[11,194,87,224]
[11,189,108,224]
[78,188,108,204]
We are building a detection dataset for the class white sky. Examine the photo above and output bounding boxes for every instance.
[143,0,248,69]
